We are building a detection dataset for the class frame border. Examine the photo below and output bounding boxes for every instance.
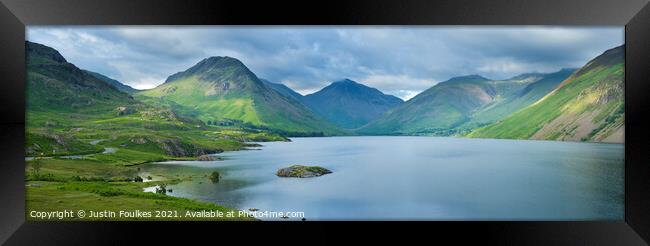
[1,0,649,244]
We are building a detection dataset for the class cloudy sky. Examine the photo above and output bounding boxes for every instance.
[27,26,623,100]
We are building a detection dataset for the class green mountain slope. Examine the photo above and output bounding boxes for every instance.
[138,57,343,135]
[84,70,139,94]
[358,75,495,135]
[469,46,624,143]
[26,41,137,114]
[461,68,575,129]
[261,79,305,104]
[358,70,572,135]
[25,42,282,217]
[302,79,404,129]
[26,41,279,159]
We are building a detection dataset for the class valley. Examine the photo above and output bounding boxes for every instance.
[25,40,625,220]
[469,46,624,143]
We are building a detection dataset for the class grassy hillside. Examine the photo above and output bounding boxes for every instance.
[358,69,573,136]
[26,41,137,114]
[358,75,493,135]
[139,57,344,136]
[461,69,575,129]
[469,46,624,143]
[25,41,287,220]
[26,41,290,158]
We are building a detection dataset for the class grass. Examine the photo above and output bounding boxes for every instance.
[25,94,289,220]
[468,62,624,141]
[26,131,104,157]
[25,43,291,220]
[138,75,345,135]
[24,107,286,220]
[25,154,256,221]
[24,104,286,221]
[358,79,498,135]
[26,181,255,221]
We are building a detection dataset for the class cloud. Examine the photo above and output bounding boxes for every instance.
[27,26,624,98]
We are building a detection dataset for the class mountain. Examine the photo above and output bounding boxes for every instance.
[84,70,139,94]
[26,41,136,113]
[26,41,286,160]
[301,79,404,129]
[138,56,343,135]
[262,78,404,130]
[358,75,495,135]
[27,41,146,156]
[469,46,624,143]
[358,70,573,135]
[261,79,304,103]
[460,68,576,129]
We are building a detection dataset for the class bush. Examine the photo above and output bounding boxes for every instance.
[155,184,167,194]
[209,171,220,183]
[134,176,143,182]
[26,173,60,182]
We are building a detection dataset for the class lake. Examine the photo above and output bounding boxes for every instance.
[142,136,624,220]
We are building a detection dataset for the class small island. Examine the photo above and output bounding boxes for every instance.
[276,165,332,178]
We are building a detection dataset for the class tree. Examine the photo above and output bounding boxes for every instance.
[155,184,167,194]
[31,157,43,177]
[209,171,220,183]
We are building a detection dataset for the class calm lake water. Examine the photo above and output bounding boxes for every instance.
[143,136,624,220]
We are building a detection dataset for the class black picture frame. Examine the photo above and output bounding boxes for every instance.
[1,0,649,244]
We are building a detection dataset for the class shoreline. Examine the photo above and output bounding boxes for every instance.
[25,135,623,221]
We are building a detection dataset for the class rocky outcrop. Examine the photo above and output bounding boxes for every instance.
[131,137,147,144]
[116,106,135,116]
[276,165,332,178]
[155,139,222,157]
[157,139,191,157]
[127,136,223,158]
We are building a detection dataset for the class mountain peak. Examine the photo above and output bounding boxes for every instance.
[165,56,251,83]
[26,41,67,64]
[329,79,368,90]
[333,78,357,84]
[507,68,576,81]
[322,79,375,94]
[443,74,489,84]
[303,79,403,129]
[194,56,246,71]
[202,56,241,64]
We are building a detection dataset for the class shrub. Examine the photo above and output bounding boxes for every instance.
[209,171,220,183]
[155,184,167,194]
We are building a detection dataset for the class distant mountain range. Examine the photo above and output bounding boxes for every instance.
[260,78,404,129]
[358,69,575,135]
[25,40,624,143]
